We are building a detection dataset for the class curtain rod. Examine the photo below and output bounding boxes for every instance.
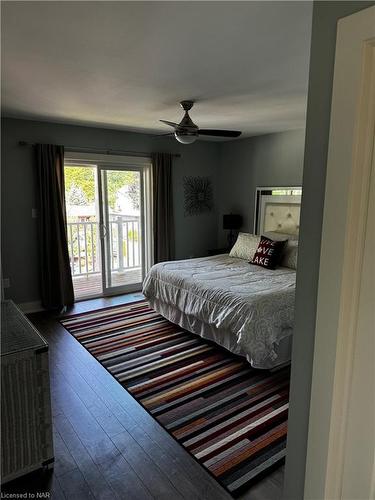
[18,141,181,159]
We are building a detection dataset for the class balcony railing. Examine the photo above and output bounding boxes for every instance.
[67,215,141,277]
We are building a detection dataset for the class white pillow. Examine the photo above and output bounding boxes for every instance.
[281,240,298,269]
[229,233,260,260]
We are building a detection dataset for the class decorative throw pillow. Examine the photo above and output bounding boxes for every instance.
[229,233,260,260]
[281,240,298,270]
[264,231,298,242]
[251,236,287,270]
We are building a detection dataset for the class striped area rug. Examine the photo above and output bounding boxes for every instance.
[61,300,290,496]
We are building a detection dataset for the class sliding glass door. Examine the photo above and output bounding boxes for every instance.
[99,167,144,294]
[64,154,151,300]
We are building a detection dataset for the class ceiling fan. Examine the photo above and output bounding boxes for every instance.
[160,101,242,144]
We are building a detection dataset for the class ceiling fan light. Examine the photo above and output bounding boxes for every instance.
[174,130,197,145]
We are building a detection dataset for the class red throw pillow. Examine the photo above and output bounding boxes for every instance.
[250,236,287,270]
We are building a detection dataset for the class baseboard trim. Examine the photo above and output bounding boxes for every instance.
[18,301,45,313]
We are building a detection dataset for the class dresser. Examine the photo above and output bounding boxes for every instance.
[1,300,54,483]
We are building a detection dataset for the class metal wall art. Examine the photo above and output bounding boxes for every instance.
[183,176,213,216]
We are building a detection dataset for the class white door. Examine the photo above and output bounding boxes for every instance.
[304,6,375,500]
[339,141,375,499]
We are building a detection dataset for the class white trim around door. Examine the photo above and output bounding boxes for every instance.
[304,6,375,500]
[64,151,152,300]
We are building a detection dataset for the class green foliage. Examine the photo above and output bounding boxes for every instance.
[64,166,139,210]
[65,166,96,203]
[67,185,88,206]
[127,229,139,242]
[107,170,139,209]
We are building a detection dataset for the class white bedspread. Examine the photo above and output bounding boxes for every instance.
[142,254,296,367]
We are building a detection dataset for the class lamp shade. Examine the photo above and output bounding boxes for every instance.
[223,214,242,230]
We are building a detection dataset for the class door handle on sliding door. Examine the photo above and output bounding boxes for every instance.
[99,223,108,239]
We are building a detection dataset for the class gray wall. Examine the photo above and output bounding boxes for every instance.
[217,129,305,246]
[2,119,307,306]
[1,117,220,304]
[283,2,375,499]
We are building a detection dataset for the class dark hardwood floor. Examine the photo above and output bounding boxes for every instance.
[2,293,284,500]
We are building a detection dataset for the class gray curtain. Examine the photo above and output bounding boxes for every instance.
[151,153,174,263]
[36,144,74,310]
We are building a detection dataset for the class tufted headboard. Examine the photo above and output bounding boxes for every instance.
[254,189,302,238]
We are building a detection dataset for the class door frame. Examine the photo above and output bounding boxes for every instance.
[303,6,375,499]
[65,152,152,299]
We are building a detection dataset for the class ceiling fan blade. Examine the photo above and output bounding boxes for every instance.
[160,120,179,129]
[150,132,174,137]
[198,129,242,138]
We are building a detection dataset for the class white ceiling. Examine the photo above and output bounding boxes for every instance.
[1,1,312,139]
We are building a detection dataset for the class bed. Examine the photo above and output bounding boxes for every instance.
[142,253,296,369]
[143,189,300,369]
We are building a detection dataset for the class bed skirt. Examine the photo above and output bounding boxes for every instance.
[148,297,292,370]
